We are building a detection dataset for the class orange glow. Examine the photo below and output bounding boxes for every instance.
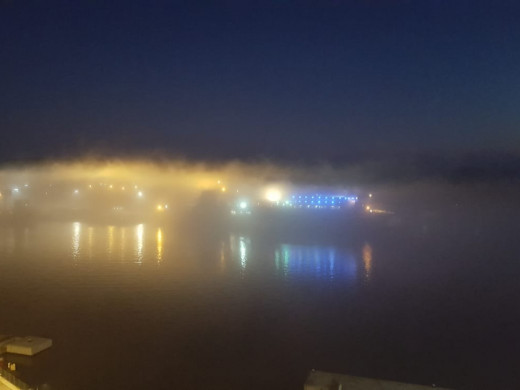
[362,243,373,280]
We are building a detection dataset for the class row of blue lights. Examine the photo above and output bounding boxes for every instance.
[291,195,358,200]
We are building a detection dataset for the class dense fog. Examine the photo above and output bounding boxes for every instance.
[0,157,519,231]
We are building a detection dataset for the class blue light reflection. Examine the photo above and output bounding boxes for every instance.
[274,244,357,281]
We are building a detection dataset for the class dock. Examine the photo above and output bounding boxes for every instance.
[304,370,453,390]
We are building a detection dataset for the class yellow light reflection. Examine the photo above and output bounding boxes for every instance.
[156,228,163,262]
[120,227,126,262]
[220,242,226,271]
[135,224,144,263]
[108,225,115,259]
[72,222,81,260]
[87,226,93,260]
[362,243,373,280]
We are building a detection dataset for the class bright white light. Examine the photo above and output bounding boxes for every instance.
[239,201,248,209]
[135,224,144,263]
[137,191,143,198]
[73,189,79,194]
[13,188,19,193]
[369,193,373,198]
[265,188,282,202]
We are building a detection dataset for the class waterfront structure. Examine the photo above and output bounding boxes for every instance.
[0,337,52,357]
[276,194,358,210]
[304,370,452,390]
[0,336,52,390]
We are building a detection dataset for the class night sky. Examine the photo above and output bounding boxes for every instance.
[1,0,519,164]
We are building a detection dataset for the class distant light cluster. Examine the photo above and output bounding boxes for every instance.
[284,194,358,209]
[231,191,364,216]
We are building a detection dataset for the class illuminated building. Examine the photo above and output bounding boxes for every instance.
[280,194,358,210]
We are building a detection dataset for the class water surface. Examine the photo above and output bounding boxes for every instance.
[0,215,519,390]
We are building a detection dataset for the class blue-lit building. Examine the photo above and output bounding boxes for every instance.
[279,194,358,209]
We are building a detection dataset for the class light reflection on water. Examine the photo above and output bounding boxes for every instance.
[227,234,361,282]
[274,243,357,281]
[107,225,115,260]
[87,226,93,260]
[156,227,163,262]
[0,218,517,390]
[120,227,126,262]
[363,242,373,281]
[1,223,370,283]
[72,222,81,260]
[135,223,144,263]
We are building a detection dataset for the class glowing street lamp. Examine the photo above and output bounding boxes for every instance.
[265,188,282,202]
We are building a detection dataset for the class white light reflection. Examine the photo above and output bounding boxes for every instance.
[239,236,248,270]
[230,235,249,272]
[72,222,81,260]
[135,224,144,263]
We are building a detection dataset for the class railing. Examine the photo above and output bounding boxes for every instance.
[0,366,32,390]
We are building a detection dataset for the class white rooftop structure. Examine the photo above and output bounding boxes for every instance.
[305,370,453,390]
[0,336,52,356]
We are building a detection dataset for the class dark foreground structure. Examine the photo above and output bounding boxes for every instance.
[304,370,453,390]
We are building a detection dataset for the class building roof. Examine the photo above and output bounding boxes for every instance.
[304,370,453,390]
